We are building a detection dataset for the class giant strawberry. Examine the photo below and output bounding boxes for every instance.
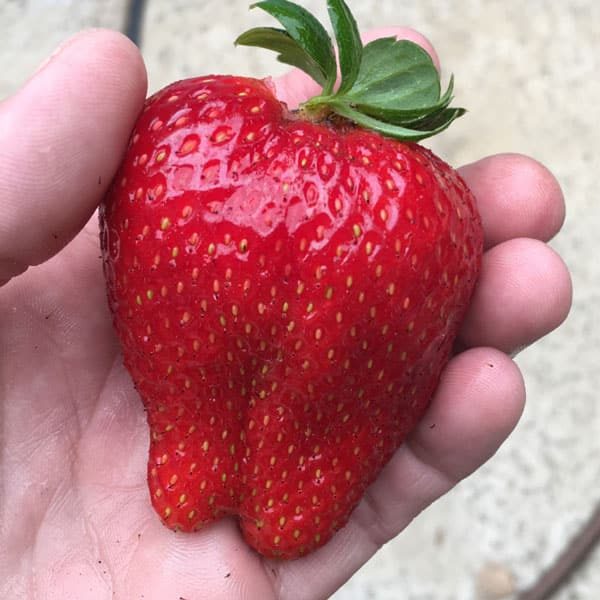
[100,0,483,559]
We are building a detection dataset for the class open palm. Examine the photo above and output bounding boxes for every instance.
[0,30,571,600]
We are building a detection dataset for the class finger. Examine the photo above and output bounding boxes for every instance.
[0,29,147,285]
[459,238,572,353]
[271,348,524,600]
[273,27,440,108]
[459,153,566,249]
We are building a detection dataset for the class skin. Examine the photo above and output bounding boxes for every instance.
[0,28,571,600]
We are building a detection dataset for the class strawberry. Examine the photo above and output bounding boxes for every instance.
[100,0,483,559]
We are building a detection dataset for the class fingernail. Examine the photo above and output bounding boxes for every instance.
[33,30,91,77]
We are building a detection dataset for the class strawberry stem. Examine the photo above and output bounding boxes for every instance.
[236,0,466,141]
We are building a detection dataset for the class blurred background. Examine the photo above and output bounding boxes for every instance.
[1,1,598,598]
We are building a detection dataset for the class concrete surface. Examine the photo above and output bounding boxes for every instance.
[2,0,599,598]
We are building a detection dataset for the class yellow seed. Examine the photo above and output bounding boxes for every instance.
[353,223,362,238]
[179,139,197,155]
[160,217,171,231]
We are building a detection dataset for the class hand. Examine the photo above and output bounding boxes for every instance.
[0,29,571,600]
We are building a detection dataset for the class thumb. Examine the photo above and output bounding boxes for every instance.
[0,29,147,285]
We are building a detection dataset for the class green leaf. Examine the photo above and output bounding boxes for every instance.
[235,0,466,141]
[236,27,328,86]
[327,0,362,94]
[249,0,337,93]
[344,38,441,111]
[330,101,464,142]
[353,75,456,124]
[403,107,466,132]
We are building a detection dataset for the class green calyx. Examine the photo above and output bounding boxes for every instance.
[235,0,465,142]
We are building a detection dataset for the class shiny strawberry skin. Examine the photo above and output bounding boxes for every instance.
[100,75,483,559]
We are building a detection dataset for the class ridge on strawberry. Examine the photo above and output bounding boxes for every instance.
[99,0,483,559]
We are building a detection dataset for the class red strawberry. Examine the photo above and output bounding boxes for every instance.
[100,0,483,559]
